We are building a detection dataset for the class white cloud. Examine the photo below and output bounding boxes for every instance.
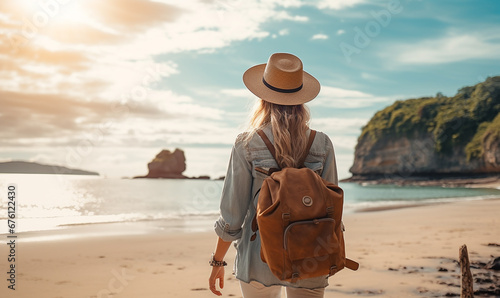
[128,0,309,56]
[311,33,329,40]
[87,60,179,102]
[106,117,234,146]
[316,0,366,10]
[336,29,345,35]
[272,0,304,8]
[390,31,500,65]
[275,11,309,22]
[279,29,290,36]
[310,86,395,108]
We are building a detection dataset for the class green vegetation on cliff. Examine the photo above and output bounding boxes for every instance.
[360,76,500,159]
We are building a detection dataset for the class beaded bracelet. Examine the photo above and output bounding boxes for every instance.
[209,253,227,267]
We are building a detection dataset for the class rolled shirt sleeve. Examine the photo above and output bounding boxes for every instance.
[214,136,253,242]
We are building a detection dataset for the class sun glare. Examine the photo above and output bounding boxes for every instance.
[52,1,90,25]
[16,0,41,13]
[16,0,91,26]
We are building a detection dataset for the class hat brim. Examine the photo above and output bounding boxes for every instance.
[243,64,321,106]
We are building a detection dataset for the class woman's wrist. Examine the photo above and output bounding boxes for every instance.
[209,253,227,267]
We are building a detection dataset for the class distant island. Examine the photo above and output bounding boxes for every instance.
[344,76,500,186]
[134,148,211,179]
[0,161,99,176]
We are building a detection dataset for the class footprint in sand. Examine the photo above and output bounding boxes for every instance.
[55,280,71,285]
[353,289,384,295]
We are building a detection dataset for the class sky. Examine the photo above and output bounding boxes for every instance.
[0,0,499,180]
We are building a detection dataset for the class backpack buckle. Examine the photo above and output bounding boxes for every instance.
[326,206,334,217]
[329,265,337,276]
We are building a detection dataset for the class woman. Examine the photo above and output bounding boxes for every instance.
[208,53,338,298]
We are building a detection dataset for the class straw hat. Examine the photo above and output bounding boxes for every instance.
[243,53,320,105]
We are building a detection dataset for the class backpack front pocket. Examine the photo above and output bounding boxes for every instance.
[284,218,340,261]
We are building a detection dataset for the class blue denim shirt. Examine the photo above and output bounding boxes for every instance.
[214,125,339,289]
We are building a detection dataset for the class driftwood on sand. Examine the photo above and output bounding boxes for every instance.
[459,244,473,298]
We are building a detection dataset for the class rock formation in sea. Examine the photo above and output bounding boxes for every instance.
[347,76,500,182]
[142,149,187,179]
[134,148,212,179]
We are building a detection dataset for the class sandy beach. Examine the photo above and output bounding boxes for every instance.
[1,198,499,298]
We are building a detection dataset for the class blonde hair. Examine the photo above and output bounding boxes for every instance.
[246,99,310,168]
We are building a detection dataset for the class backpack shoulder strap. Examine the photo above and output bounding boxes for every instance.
[257,130,278,162]
[298,130,316,167]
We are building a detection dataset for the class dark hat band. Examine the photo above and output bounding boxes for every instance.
[262,78,303,94]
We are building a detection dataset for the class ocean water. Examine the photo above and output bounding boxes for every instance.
[1,174,500,234]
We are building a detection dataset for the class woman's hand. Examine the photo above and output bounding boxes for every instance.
[209,237,232,295]
[209,265,225,296]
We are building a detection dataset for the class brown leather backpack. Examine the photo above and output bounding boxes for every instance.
[251,129,358,283]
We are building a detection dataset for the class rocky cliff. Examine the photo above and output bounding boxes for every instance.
[348,76,500,181]
[141,149,187,179]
